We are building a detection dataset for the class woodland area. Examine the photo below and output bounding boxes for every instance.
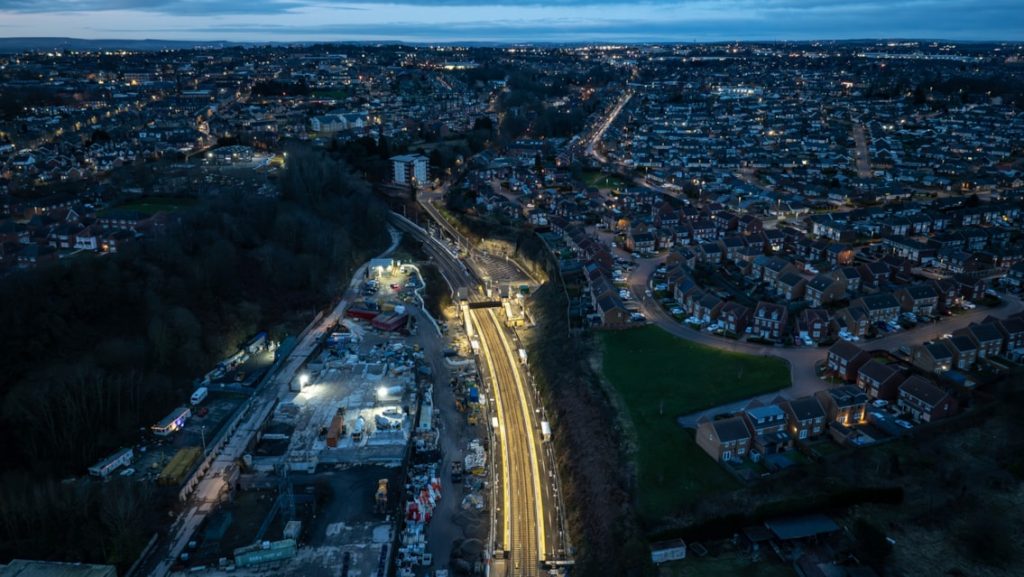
[0,148,388,567]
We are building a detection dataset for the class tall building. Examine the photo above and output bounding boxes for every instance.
[391,154,429,186]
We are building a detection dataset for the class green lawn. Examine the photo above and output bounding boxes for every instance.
[581,170,628,190]
[100,197,196,216]
[658,552,796,577]
[600,325,791,518]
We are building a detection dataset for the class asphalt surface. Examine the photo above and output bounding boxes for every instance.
[392,211,562,575]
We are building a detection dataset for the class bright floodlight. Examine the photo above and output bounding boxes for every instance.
[377,386,388,399]
[298,373,310,387]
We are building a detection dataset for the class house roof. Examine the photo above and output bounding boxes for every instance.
[859,359,899,382]
[711,416,752,442]
[858,292,900,311]
[924,341,954,360]
[786,396,826,421]
[902,284,938,300]
[948,335,977,352]
[765,515,840,540]
[827,384,868,408]
[899,376,949,407]
[828,340,865,362]
[968,322,1003,343]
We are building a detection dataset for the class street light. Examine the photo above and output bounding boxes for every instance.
[298,373,310,389]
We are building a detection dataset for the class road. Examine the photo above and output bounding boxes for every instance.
[145,227,402,577]
[585,89,632,164]
[392,213,564,574]
[624,256,1024,427]
[472,308,545,575]
[852,123,872,178]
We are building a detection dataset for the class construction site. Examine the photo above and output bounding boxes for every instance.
[160,258,500,577]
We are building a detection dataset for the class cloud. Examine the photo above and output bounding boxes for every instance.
[2,0,1022,41]
[0,0,318,16]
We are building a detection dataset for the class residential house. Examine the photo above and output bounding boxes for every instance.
[596,295,630,328]
[856,360,904,400]
[912,340,954,373]
[806,274,846,308]
[796,308,830,343]
[831,266,862,295]
[780,396,827,441]
[960,323,1004,359]
[945,335,978,370]
[742,403,791,456]
[992,317,1024,353]
[776,272,807,301]
[834,305,871,338]
[897,376,958,423]
[626,231,656,255]
[857,261,891,289]
[826,341,870,381]
[752,301,788,341]
[851,292,901,323]
[695,416,752,463]
[896,284,939,316]
[718,302,751,336]
[815,385,869,426]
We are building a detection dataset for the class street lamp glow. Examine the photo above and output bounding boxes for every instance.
[298,373,310,388]
[377,386,388,399]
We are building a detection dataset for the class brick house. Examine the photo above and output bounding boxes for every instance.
[826,341,870,381]
[695,416,753,462]
[780,396,827,441]
[742,403,791,455]
[851,292,902,323]
[776,272,807,301]
[897,376,958,423]
[796,308,831,343]
[912,340,954,373]
[895,284,939,316]
[959,323,1004,359]
[946,335,978,370]
[718,302,751,335]
[752,301,788,341]
[834,305,871,337]
[805,274,846,308]
[815,385,869,427]
[856,360,904,400]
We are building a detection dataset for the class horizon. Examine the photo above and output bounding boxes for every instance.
[0,1,1022,44]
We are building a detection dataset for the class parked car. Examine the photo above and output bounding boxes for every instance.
[894,419,913,430]
[872,399,888,408]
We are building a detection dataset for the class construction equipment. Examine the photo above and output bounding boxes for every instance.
[375,479,389,513]
[467,404,481,426]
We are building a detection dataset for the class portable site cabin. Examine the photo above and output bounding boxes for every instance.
[88,448,134,478]
[152,406,191,436]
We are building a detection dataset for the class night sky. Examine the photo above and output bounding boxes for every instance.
[0,0,1021,42]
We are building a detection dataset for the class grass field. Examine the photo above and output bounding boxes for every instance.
[101,197,197,216]
[658,552,795,577]
[581,170,629,190]
[600,325,791,518]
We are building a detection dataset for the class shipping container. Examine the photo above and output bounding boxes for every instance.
[326,408,345,448]
[372,312,409,332]
[158,447,203,486]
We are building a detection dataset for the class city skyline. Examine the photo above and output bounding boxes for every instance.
[0,0,1022,43]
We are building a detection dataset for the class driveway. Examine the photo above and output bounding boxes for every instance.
[623,256,1023,427]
